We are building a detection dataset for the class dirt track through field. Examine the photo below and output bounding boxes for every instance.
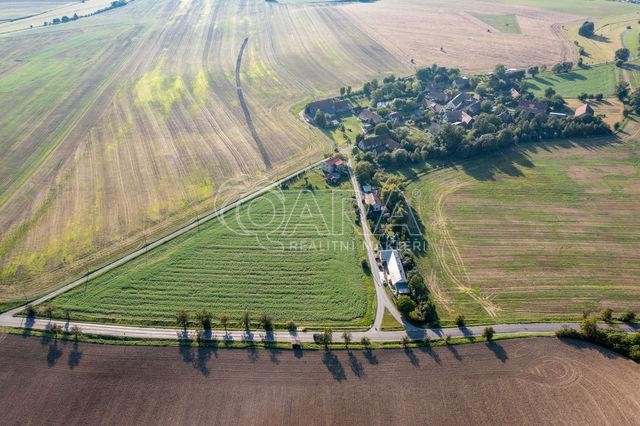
[235,36,272,170]
[1,335,639,425]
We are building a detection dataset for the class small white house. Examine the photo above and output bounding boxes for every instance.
[380,249,410,296]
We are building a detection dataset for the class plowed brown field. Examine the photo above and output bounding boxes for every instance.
[1,335,639,424]
[0,0,582,305]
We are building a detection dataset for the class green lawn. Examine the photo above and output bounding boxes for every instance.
[324,114,362,148]
[44,187,374,328]
[525,63,617,98]
[406,137,640,326]
[472,14,521,34]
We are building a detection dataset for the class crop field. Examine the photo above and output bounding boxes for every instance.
[407,137,640,325]
[3,336,640,424]
[340,0,577,72]
[0,0,119,32]
[471,13,521,34]
[0,0,72,21]
[44,187,373,327]
[0,0,590,309]
[496,0,640,18]
[526,63,617,98]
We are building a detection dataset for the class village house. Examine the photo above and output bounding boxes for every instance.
[424,99,446,114]
[358,108,383,125]
[322,156,345,174]
[364,191,384,212]
[574,103,594,118]
[445,110,474,127]
[306,98,353,119]
[357,135,400,153]
[446,92,467,111]
[465,101,482,116]
[322,157,345,184]
[380,249,410,296]
[518,99,549,117]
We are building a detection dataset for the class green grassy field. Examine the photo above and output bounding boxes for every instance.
[494,0,640,17]
[472,14,521,34]
[406,137,640,326]
[43,185,374,328]
[526,63,617,98]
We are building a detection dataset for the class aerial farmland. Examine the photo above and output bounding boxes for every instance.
[0,0,583,308]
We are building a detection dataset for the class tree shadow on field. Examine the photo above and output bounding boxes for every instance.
[47,341,63,367]
[486,341,508,363]
[322,350,346,382]
[195,345,218,376]
[68,341,83,369]
[21,315,35,339]
[246,344,259,363]
[348,352,365,378]
[446,344,462,362]
[459,136,620,182]
[178,334,194,365]
[403,347,420,367]
[363,347,378,365]
[418,345,441,364]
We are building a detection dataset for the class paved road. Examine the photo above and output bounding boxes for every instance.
[2,312,637,344]
[347,160,408,332]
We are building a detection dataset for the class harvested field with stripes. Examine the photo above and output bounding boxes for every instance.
[44,188,374,327]
[407,137,640,325]
[0,0,585,309]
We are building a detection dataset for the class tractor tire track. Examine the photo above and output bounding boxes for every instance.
[235,37,272,170]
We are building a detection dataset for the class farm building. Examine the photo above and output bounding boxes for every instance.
[358,109,383,125]
[380,249,410,296]
[574,104,594,118]
[306,98,353,117]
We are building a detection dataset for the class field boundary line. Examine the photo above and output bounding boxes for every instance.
[3,157,330,317]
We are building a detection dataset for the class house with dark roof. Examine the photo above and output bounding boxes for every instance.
[574,103,594,118]
[358,108,383,125]
[465,101,482,116]
[518,100,548,117]
[426,89,449,104]
[306,98,353,118]
[446,92,467,111]
[424,99,445,114]
[445,110,474,127]
[358,135,399,153]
